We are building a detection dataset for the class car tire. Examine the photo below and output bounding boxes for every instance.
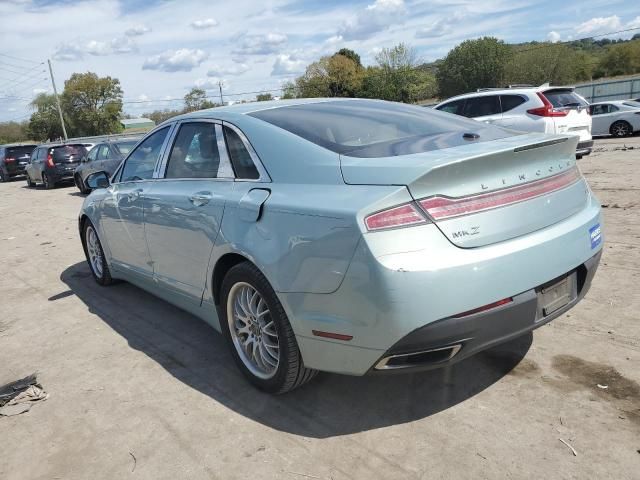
[220,261,317,394]
[610,120,632,137]
[75,174,89,194]
[43,172,55,189]
[82,220,114,286]
[26,174,35,188]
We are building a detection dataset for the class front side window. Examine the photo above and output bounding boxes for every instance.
[223,127,259,179]
[462,95,501,117]
[97,144,111,160]
[165,122,227,179]
[87,146,99,162]
[120,126,170,182]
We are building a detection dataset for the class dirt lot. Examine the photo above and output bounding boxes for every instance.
[1,137,639,480]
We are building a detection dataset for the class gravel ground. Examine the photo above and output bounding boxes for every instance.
[0,136,638,480]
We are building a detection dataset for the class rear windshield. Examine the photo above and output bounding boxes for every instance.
[6,146,35,158]
[51,145,87,159]
[623,101,640,108]
[249,100,513,158]
[114,140,138,155]
[543,89,588,108]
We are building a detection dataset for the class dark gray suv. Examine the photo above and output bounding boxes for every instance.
[0,144,36,182]
[74,138,139,193]
[25,143,88,189]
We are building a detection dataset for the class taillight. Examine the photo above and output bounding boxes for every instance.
[365,203,427,231]
[527,92,568,117]
[419,167,581,221]
[4,157,15,163]
[46,154,55,168]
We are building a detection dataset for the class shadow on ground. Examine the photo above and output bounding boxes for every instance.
[60,261,532,438]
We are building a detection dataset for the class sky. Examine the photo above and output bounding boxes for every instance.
[0,0,639,122]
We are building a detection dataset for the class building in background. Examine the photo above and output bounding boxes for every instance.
[120,118,155,131]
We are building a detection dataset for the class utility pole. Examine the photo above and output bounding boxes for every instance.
[218,81,224,106]
[47,59,67,140]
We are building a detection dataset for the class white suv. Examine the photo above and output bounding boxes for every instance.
[435,85,593,158]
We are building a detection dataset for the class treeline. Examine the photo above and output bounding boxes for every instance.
[2,34,639,144]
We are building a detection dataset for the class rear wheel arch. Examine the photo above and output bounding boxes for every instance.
[212,253,254,305]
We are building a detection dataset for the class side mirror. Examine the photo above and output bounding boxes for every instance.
[86,171,110,190]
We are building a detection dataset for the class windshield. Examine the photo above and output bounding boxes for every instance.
[51,145,87,159]
[6,146,36,158]
[249,100,514,158]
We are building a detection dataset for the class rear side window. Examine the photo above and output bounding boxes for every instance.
[500,95,526,113]
[120,127,169,182]
[543,90,588,108]
[223,127,259,179]
[52,145,87,160]
[165,122,230,179]
[97,145,111,160]
[436,99,465,115]
[462,95,501,117]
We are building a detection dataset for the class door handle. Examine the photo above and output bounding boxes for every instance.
[189,191,213,206]
[128,188,143,200]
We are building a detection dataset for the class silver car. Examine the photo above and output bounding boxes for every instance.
[79,99,603,393]
[589,100,640,137]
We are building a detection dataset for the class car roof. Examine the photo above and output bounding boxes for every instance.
[592,100,638,105]
[163,97,361,124]
[437,85,576,104]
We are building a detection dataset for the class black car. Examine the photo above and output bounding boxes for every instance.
[25,143,88,189]
[74,138,139,193]
[0,144,36,182]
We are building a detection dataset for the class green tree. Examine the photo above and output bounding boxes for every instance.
[436,37,512,97]
[505,43,592,85]
[361,43,437,102]
[281,81,297,99]
[184,87,215,111]
[0,121,29,144]
[142,109,184,124]
[61,72,123,136]
[28,93,64,141]
[294,54,363,97]
[596,40,640,77]
[336,48,361,67]
[256,93,273,101]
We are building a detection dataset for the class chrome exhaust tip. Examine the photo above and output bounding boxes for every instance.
[374,344,462,370]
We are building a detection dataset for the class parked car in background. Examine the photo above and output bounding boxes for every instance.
[435,85,593,158]
[79,99,602,393]
[589,100,640,137]
[74,138,140,193]
[25,143,88,189]
[0,144,36,182]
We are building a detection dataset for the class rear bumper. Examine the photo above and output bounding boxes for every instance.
[284,195,603,376]
[576,140,593,157]
[370,251,600,373]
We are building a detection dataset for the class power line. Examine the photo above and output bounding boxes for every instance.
[0,52,40,65]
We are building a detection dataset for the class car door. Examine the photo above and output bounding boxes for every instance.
[462,95,502,125]
[589,104,611,136]
[99,126,173,280]
[143,120,234,302]
[498,94,528,131]
[30,148,45,181]
[94,144,112,173]
[81,145,100,182]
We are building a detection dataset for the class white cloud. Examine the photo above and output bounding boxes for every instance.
[547,31,561,43]
[233,32,287,55]
[194,77,222,90]
[138,94,150,101]
[191,18,218,29]
[338,0,406,40]
[85,40,112,56]
[207,63,250,76]
[575,16,621,36]
[271,54,306,76]
[33,88,48,95]
[52,42,84,61]
[111,36,136,54]
[142,48,208,72]
[125,25,151,37]
[415,16,458,38]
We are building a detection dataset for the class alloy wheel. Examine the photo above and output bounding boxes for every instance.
[226,282,280,379]
[612,122,630,137]
[85,225,104,279]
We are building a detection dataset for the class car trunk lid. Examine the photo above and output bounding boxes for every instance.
[342,133,589,248]
[542,89,592,141]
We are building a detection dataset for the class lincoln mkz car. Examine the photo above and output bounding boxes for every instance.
[79,98,603,393]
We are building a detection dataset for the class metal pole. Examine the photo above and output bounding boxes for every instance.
[47,59,67,140]
[218,81,224,106]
